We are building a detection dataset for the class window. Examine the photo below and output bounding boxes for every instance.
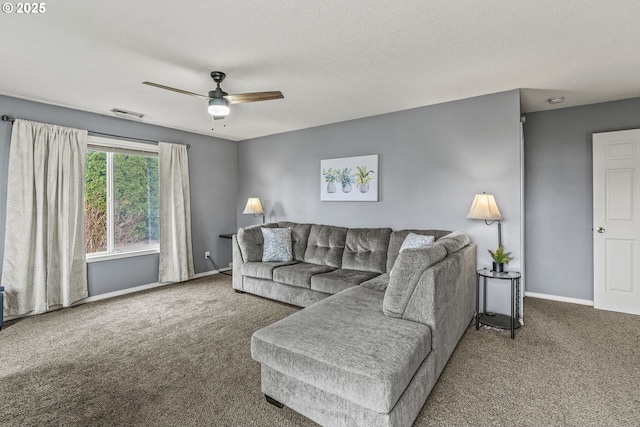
[85,136,159,260]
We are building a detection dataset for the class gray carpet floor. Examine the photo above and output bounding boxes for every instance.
[0,274,638,426]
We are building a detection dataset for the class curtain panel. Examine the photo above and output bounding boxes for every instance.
[2,119,88,316]
[158,142,194,283]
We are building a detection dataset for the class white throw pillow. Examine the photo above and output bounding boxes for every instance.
[399,233,435,252]
[261,228,293,262]
[391,233,436,277]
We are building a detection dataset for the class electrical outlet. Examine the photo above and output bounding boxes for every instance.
[204,251,210,260]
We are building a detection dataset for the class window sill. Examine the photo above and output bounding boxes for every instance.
[86,248,159,263]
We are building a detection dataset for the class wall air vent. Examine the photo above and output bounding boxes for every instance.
[546,96,565,105]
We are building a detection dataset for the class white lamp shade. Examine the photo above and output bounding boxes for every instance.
[208,97,230,116]
[243,197,264,215]
[467,193,503,220]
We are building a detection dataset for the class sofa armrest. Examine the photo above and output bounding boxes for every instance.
[232,235,244,291]
[401,244,477,377]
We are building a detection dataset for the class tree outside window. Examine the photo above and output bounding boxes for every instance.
[85,149,159,255]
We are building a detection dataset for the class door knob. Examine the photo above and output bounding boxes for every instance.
[597,227,605,233]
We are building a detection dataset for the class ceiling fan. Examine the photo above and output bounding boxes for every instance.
[143,71,283,119]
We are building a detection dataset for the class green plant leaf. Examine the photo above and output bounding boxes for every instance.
[488,245,513,264]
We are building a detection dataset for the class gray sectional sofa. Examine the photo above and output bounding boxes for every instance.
[232,222,477,427]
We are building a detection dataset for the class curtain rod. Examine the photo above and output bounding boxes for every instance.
[1,115,190,149]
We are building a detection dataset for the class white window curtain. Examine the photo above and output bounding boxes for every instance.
[1,119,88,316]
[158,142,194,283]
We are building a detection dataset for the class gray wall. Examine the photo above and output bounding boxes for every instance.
[524,96,640,302]
[7,89,640,306]
[238,90,523,314]
[0,95,237,297]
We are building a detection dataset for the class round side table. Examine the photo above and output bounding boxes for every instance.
[475,268,521,339]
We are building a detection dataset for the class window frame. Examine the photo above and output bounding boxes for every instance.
[85,135,160,263]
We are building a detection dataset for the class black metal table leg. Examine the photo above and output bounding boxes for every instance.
[475,273,480,330]
[510,277,515,339]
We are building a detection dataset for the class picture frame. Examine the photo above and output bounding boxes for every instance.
[320,154,378,201]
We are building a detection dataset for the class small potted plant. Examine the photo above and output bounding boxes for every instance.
[488,246,512,273]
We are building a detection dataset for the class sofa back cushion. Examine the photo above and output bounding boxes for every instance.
[383,245,448,318]
[277,221,312,261]
[237,223,279,262]
[304,224,348,268]
[341,228,392,273]
[386,229,450,272]
[432,231,471,256]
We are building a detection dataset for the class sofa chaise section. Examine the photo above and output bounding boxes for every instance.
[251,238,477,426]
[251,286,432,416]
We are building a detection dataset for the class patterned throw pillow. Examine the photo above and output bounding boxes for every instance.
[262,228,293,262]
[399,233,435,252]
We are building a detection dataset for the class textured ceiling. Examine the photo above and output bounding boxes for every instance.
[1,0,639,141]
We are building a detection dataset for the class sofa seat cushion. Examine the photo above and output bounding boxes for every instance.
[310,268,380,294]
[242,261,300,280]
[273,262,336,288]
[251,286,432,414]
[360,273,390,292]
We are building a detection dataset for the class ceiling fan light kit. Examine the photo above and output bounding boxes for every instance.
[143,70,283,122]
[208,97,230,116]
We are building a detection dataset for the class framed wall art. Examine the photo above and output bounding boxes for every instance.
[320,154,378,201]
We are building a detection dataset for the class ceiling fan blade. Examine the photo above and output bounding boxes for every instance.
[224,91,284,105]
[142,81,210,100]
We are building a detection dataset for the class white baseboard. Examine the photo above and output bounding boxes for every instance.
[83,268,227,304]
[525,291,593,306]
[4,269,228,321]
[192,268,229,279]
[82,281,167,304]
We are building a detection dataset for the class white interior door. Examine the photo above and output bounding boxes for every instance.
[593,129,640,315]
